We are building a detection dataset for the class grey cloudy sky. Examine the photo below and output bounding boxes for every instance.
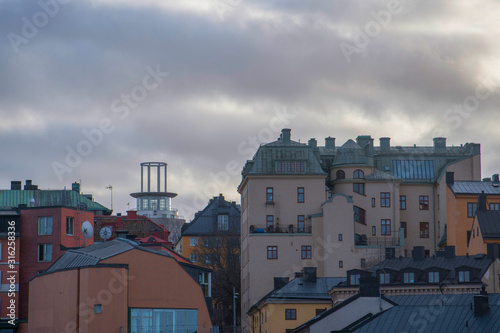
[1,0,499,220]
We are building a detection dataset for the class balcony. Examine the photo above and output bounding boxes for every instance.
[249,224,312,235]
[355,231,404,248]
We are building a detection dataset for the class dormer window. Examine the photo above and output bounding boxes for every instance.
[403,272,415,284]
[458,270,470,282]
[428,271,439,283]
[379,273,390,284]
[350,274,360,285]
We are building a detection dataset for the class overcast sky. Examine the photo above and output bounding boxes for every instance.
[1,0,499,220]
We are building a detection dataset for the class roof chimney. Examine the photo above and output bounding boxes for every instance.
[303,267,317,283]
[11,181,21,190]
[487,243,500,260]
[492,174,499,184]
[274,277,289,290]
[433,137,446,152]
[478,192,487,211]
[308,138,317,149]
[325,137,336,149]
[281,129,291,143]
[380,137,391,150]
[446,172,454,184]
[412,246,425,261]
[474,291,489,317]
[444,246,455,258]
[359,276,380,297]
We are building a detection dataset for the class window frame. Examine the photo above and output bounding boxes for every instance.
[266,215,274,229]
[66,216,74,236]
[301,245,311,259]
[266,187,274,203]
[297,187,305,203]
[400,222,407,238]
[458,270,470,282]
[353,169,364,179]
[190,254,198,263]
[372,226,376,236]
[428,271,439,283]
[267,246,278,259]
[190,237,198,246]
[285,309,297,320]
[400,195,406,210]
[353,183,365,195]
[490,203,500,211]
[419,195,429,210]
[38,216,53,235]
[381,219,391,236]
[420,222,429,238]
[217,214,229,231]
[336,170,345,180]
[467,202,478,218]
[380,192,391,207]
[38,243,52,262]
[297,215,305,232]
[353,206,366,224]
[349,274,360,285]
[403,272,415,284]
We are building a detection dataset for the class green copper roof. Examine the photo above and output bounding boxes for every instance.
[0,189,112,214]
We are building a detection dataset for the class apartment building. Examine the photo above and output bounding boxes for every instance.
[239,129,480,332]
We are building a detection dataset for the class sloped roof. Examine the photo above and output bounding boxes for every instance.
[333,140,368,166]
[448,181,500,195]
[365,169,398,181]
[182,194,241,236]
[476,210,500,239]
[46,238,172,273]
[0,189,112,214]
[354,293,500,333]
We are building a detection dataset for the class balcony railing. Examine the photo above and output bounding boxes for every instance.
[249,224,312,234]
[355,234,401,247]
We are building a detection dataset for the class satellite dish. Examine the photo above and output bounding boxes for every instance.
[82,221,93,240]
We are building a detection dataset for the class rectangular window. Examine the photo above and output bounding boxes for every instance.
[353,206,366,224]
[467,202,477,218]
[372,226,376,236]
[420,222,429,238]
[277,161,305,173]
[266,215,274,228]
[353,183,365,195]
[94,304,102,314]
[419,195,429,210]
[490,203,500,211]
[361,258,366,266]
[66,217,74,236]
[190,254,198,263]
[315,308,326,316]
[400,195,406,210]
[350,274,360,285]
[339,260,343,268]
[267,246,278,259]
[338,234,343,241]
[190,237,198,246]
[297,215,305,232]
[266,187,274,203]
[428,271,439,283]
[297,187,305,203]
[404,272,415,283]
[381,219,391,235]
[458,270,470,282]
[218,215,229,231]
[131,308,198,332]
[381,193,391,207]
[301,246,311,259]
[285,309,296,320]
[380,273,390,284]
[38,217,53,235]
[400,222,407,238]
[372,198,376,207]
[38,244,52,262]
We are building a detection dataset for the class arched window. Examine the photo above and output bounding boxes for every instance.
[336,170,345,180]
[354,169,364,179]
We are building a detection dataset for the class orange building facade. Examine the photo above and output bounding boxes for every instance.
[28,238,212,333]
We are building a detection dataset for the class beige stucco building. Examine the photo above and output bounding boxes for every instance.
[239,129,481,332]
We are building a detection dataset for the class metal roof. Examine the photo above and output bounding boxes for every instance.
[449,181,500,195]
[0,189,112,214]
[354,294,500,333]
[46,238,172,273]
[476,210,500,239]
[270,277,346,300]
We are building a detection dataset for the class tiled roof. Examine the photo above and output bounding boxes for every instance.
[354,293,500,333]
[476,210,500,239]
[0,189,112,214]
[448,181,500,195]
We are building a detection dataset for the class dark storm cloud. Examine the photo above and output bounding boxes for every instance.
[0,0,499,218]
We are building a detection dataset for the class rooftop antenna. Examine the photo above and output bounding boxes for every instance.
[106,185,113,211]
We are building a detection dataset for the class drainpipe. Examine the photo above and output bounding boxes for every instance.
[433,183,437,253]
